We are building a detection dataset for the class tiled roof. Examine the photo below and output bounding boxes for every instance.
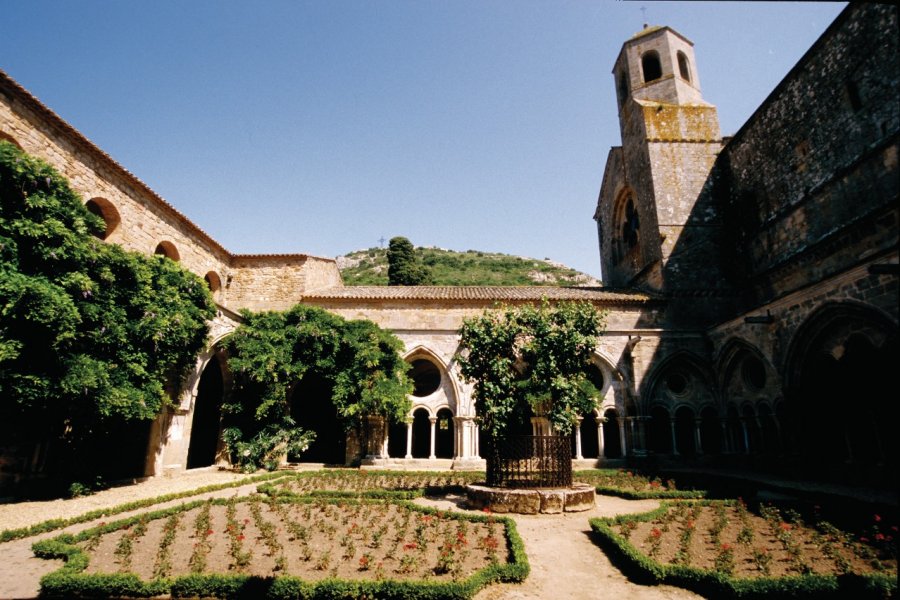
[302,286,656,303]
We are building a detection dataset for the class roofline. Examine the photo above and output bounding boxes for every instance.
[723,3,856,146]
[614,25,695,73]
[0,68,335,267]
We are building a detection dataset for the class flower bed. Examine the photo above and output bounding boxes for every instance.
[589,499,897,599]
[33,496,528,599]
[258,470,482,499]
[575,469,706,499]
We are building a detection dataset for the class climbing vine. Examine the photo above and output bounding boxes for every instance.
[0,140,215,483]
[221,305,413,471]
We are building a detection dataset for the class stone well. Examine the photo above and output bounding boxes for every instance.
[465,483,595,515]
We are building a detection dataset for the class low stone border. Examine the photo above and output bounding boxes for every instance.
[465,483,595,514]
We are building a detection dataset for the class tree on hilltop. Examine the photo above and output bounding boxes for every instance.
[387,236,432,285]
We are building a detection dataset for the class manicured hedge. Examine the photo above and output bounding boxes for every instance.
[588,501,897,600]
[33,495,529,600]
[0,471,290,543]
[592,486,706,500]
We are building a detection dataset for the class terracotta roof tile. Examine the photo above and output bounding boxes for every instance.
[302,286,656,303]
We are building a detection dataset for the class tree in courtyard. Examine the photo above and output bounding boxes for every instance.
[458,300,606,481]
[387,236,432,285]
[221,304,413,471]
[0,141,215,486]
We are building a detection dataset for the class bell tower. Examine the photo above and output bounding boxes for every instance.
[595,25,723,294]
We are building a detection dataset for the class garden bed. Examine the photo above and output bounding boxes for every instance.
[33,495,528,599]
[589,499,897,599]
[258,470,482,499]
[575,469,706,499]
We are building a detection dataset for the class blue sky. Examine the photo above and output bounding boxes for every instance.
[2,1,846,280]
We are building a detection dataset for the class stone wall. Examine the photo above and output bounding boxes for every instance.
[0,70,343,317]
[716,3,899,310]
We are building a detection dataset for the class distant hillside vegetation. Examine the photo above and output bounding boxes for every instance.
[336,247,601,286]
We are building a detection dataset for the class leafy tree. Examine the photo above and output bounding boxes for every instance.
[221,304,413,471]
[387,236,431,285]
[0,140,215,482]
[458,300,606,481]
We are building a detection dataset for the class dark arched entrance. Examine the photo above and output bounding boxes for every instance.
[648,406,671,454]
[578,412,600,459]
[411,408,430,458]
[435,408,454,458]
[674,406,696,455]
[603,409,622,458]
[290,373,344,464]
[187,355,224,469]
[700,406,721,455]
[787,305,898,468]
[387,420,408,458]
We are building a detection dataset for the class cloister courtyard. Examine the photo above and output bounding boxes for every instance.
[0,465,894,600]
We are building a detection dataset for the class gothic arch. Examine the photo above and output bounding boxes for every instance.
[612,188,642,266]
[641,350,717,409]
[402,345,460,414]
[783,301,897,391]
[782,301,897,466]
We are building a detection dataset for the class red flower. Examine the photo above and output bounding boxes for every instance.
[779,522,791,531]
[403,542,417,550]
[482,507,493,515]
[206,529,214,536]
[874,533,885,541]
[860,536,870,543]
[237,534,245,541]
[651,528,662,539]
[874,514,882,522]
[721,543,732,551]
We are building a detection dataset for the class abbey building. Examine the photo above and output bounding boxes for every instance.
[0,4,896,490]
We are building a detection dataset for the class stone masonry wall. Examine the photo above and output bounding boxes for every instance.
[718,3,899,308]
[1,71,344,316]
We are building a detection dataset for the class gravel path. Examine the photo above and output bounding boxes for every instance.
[1,473,705,600]
[0,470,256,600]
[416,494,704,600]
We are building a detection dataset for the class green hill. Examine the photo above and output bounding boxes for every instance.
[336,247,601,287]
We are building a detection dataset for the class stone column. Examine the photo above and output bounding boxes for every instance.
[741,419,750,455]
[574,416,583,459]
[694,419,703,455]
[429,417,437,460]
[405,420,413,459]
[596,416,606,458]
[720,418,730,453]
[617,418,627,457]
[669,419,679,455]
[637,417,647,453]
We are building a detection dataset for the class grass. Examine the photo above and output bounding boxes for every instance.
[338,246,598,286]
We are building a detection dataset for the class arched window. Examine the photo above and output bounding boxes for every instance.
[154,241,180,262]
[84,197,121,240]
[677,51,691,82]
[622,199,640,249]
[642,51,662,83]
[0,131,23,149]
[204,271,222,295]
